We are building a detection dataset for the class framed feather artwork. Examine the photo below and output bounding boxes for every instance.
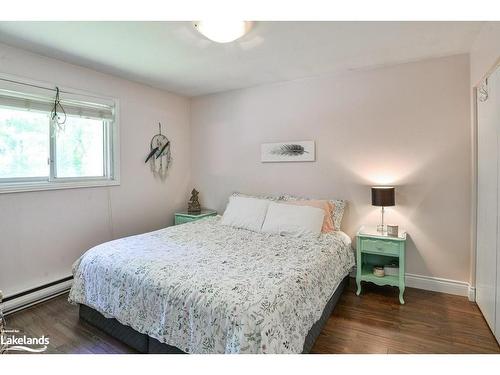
[261,141,315,162]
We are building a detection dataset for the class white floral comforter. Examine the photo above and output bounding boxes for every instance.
[68,216,354,354]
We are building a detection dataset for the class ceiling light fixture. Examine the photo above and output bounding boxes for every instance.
[193,21,253,43]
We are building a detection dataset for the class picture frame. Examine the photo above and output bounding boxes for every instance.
[261,141,315,162]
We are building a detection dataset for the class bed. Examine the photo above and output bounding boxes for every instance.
[69,216,354,354]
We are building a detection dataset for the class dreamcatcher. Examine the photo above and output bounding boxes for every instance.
[145,123,172,179]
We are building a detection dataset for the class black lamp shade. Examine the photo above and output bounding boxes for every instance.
[371,187,395,207]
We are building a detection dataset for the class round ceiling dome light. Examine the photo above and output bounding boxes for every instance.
[193,21,253,43]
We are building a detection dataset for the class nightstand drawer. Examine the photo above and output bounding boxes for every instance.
[360,238,400,256]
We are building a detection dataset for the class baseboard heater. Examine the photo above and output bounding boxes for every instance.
[2,276,73,315]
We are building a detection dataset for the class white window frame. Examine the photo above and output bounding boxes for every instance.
[0,73,120,194]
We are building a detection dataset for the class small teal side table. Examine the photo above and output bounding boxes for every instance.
[174,209,217,225]
[356,226,407,304]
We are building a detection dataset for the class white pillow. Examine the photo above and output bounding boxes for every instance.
[261,202,325,237]
[221,196,270,232]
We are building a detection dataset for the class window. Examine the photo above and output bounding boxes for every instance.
[54,116,106,178]
[0,107,50,180]
[0,76,119,193]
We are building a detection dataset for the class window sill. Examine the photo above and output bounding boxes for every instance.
[0,179,120,194]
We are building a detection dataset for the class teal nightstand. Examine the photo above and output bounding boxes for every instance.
[174,209,217,225]
[356,226,407,304]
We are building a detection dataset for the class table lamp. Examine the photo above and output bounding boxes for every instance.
[371,186,395,233]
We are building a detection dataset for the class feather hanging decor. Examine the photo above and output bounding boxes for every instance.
[145,147,159,163]
[261,141,315,162]
[156,141,170,159]
[271,144,309,156]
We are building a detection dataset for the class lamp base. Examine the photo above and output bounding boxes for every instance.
[376,224,386,233]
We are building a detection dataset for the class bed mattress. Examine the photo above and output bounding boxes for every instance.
[69,216,354,353]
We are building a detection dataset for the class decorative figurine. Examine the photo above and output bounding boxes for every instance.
[188,189,202,214]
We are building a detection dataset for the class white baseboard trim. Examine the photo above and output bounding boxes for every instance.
[468,286,476,302]
[405,273,470,298]
[3,279,73,315]
[350,267,473,299]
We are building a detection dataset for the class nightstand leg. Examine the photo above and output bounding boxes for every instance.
[399,240,406,304]
[399,287,405,304]
[356,279,362,296]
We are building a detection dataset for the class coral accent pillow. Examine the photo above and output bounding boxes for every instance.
[285,200,335,233]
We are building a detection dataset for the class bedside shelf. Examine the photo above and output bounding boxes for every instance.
[360,264,399,287]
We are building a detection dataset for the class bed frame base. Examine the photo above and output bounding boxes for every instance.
[79,275,348,354]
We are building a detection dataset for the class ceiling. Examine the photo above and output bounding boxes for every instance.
[0,21,484,97]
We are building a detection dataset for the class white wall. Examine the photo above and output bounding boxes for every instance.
[470,22,500,86]
[191,54,472,283]
[0,43,191,297]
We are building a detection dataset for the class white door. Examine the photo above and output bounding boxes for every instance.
[476,66,498,335]
[494,67,500,344]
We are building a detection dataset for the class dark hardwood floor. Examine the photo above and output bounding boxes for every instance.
[312,280,499,354]
[5,279,500,354]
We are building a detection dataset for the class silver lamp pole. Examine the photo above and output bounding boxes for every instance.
[378,206,385,233]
